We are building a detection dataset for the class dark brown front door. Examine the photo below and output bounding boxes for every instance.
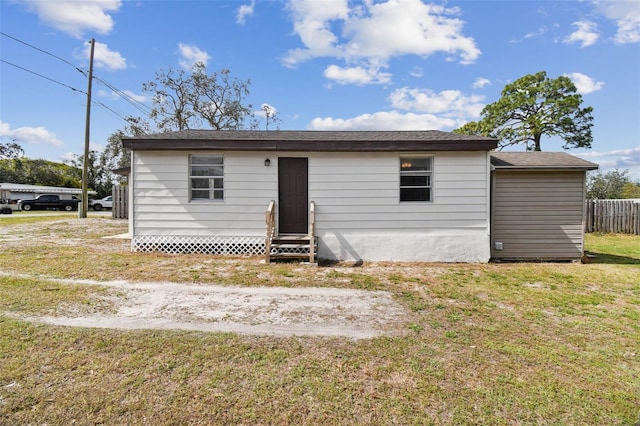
[278,157,308,234]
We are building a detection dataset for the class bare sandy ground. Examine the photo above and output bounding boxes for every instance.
[1,218,410,339]
[8,273,409,339]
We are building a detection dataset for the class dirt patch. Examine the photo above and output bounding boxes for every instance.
[1,218,412,338]
[10,274,408,339]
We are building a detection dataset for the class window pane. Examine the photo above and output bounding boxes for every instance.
[191,165,223,176]
[191,156,223,165]
[400,188,430,202]
[191,189,210,199]
[400,157,431,171]
[401,175,428,186]
[191,178,210,189]
[190,155,224,201]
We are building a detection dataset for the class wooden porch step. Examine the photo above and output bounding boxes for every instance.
[270,252,313,259]
[272,234,312,241]
[268,234,318,263]
[271,244,311,249]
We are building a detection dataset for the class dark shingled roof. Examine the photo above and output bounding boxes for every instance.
[491,152,599,170]
[123,130,498,152]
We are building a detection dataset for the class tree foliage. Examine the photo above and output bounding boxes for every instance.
[0,141,24,159]
[622,181,640,198]
[142,63,255,132]
[65,150,113,198]
[454,71,594,151]
[72,64,281,196]
[586,169,638,199]
[0,158,81,188]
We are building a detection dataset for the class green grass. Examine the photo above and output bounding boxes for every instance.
[585,233,640,264]
[0,218,639,425]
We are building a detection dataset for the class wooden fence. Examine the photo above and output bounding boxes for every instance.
[584,199,640,235]
[112,185,128,220]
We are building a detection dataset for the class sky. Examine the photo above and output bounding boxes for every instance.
[1,0,639,179]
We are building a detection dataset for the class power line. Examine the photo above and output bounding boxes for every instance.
[2,58,146,128]
[93,100,131,123]
[0,59,86,95]
[0,31,86,76]
[1,31,154,127]
[93,75,152,117]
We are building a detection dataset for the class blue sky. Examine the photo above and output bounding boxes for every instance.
[1,0,639,179]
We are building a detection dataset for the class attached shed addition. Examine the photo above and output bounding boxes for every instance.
[490,152,598,261]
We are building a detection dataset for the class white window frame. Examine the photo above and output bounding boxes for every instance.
[399,156,433,203]
[189,154,224,201]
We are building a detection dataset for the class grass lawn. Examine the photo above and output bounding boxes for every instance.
[0,218,638,425]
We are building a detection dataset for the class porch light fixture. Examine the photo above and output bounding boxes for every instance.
[264,158,271,167]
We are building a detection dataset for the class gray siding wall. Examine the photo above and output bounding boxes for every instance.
[491,170,586,260]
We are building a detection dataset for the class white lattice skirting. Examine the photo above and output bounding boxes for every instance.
[132,235,265,256]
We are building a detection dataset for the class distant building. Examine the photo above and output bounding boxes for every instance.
[0,183,96,202]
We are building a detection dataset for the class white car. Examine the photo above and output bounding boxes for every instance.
[91,196,113,211]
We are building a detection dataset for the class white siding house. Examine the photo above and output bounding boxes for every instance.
[123,130,498,263]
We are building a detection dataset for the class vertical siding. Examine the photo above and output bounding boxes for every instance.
[491,170,586,260]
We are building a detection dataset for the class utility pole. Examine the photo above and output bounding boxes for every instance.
[79,38,95,218]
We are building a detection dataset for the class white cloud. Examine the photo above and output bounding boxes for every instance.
[255,103,278,118]
[284,0,479,84]
[87,41,127,71]
[389,87,485,118]
[98,89,146,103]
[409,67,424,78]
[19,0,121,39]
[564,21,599,47]
[308,111,457,131]
[473,77,491,89]
[524,26,547,40]
[565,72,604,94]
[0,121,63,147]
[594,0,640,44]
[178,43,211,70]
[308,83,488,132]
[283,0,349,67]
[575,146,640,177]
[237,0,256,24]
[323,64,391,85]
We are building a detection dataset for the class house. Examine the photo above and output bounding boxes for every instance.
[123,130,498,263]
[490,152,598,261]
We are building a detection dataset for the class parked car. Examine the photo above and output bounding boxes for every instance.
[90,196,113,211]
[18,194,80,211]
[0,190,18,214]
[1,201,18,214]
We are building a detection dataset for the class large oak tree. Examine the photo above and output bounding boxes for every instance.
[454,71,594,151]
[142,63,254,132]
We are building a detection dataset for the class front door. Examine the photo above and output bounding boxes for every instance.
[278,157,308,234]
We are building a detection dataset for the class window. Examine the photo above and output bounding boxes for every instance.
[400,157,432,202]
[190,155,224,200]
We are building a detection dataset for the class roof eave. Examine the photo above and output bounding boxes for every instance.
[491,165,599,171]
[122,139,498,152]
